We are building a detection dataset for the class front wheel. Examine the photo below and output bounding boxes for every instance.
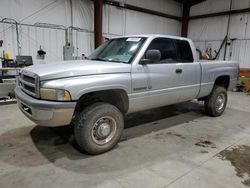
[74,102,124,155]
[205,86,228,117]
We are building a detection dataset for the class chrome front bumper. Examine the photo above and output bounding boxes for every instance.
[15,87,76,127]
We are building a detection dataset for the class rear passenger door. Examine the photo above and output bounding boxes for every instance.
[143,38,183,109]
[174,40,201,102]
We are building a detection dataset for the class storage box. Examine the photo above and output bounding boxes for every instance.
[239,77,250,93]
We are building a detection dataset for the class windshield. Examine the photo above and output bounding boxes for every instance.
[88,37,146,63]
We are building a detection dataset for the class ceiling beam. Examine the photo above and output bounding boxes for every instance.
[174,0,205,6]
[189,0,206,6]
[104,0,182,21]
[190,7,250,20]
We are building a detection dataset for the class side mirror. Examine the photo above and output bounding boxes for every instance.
[140,49,161,65]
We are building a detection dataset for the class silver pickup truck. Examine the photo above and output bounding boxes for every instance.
[15,35,239,154]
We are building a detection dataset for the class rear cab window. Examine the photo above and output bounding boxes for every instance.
[174,39,194,63]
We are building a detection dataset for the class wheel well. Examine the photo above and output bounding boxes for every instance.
[214,75,230,90]
[74,89,129,116]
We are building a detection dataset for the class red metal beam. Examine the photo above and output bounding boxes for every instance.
[181,3,190,37]
[176,0,205,37]
[94,0,103,48]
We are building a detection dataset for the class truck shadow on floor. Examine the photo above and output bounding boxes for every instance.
[0,101,206,172]
[32,101,205,152]
[34,101,205,151]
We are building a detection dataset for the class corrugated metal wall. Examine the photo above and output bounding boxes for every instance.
[188,0,250,68]
[0,23,66,62]
[0,0,182,64]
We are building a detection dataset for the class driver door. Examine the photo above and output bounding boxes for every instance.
[143,38,182,109]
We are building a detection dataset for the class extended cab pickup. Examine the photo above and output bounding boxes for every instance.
[15,35,239,154]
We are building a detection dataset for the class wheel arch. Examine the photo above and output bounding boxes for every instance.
[214,75,230,90]
[74,89,129,117]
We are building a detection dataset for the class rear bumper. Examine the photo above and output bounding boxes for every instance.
[15,86,76,127]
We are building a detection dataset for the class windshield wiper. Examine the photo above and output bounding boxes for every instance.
[91,57,127,64]
[109,60,126,63]
[91,57,108,61]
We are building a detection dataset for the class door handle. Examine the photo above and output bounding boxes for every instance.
[176,69,183,74]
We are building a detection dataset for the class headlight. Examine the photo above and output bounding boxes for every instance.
[40,88,71,101]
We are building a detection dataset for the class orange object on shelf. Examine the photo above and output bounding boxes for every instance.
[240,68,250,77]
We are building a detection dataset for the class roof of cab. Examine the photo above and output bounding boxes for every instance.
[112,34,191,42]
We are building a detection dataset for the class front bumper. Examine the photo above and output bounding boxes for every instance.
[15,86,76,127]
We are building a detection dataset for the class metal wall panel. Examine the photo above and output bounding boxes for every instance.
[190,0,250,16]
[126,0,183,17]
[189,1,250,68]
[0,23,17,58]
[107,5,124,35]
[72,29,94,58]
[72,0,93,31]
[125,10,181,35]
[232,0,250,10]
[0,0,70,25]
[0,0,182,64]
[188,16,228,41]
[190,0,230,16]
[231,40,250,68]
[0,23,66,63]
[229,14,248,39]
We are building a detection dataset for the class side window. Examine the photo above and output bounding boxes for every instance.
[147,38,178,63]
[174,40,194,62]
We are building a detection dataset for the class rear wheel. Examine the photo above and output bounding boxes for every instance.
[74,102,124,155]
[205,86,227,117]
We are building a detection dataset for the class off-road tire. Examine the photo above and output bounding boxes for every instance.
[205,86,227,117]
[74,102,124,155]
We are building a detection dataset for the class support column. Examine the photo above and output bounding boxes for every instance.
[181,3,190,37]
[94,0,103,48]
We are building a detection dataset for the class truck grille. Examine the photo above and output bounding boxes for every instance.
[19,71,40,98]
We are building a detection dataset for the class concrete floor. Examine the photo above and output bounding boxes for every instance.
[0,92,250,188]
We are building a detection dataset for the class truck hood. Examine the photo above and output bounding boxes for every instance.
[24,60,131,81]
